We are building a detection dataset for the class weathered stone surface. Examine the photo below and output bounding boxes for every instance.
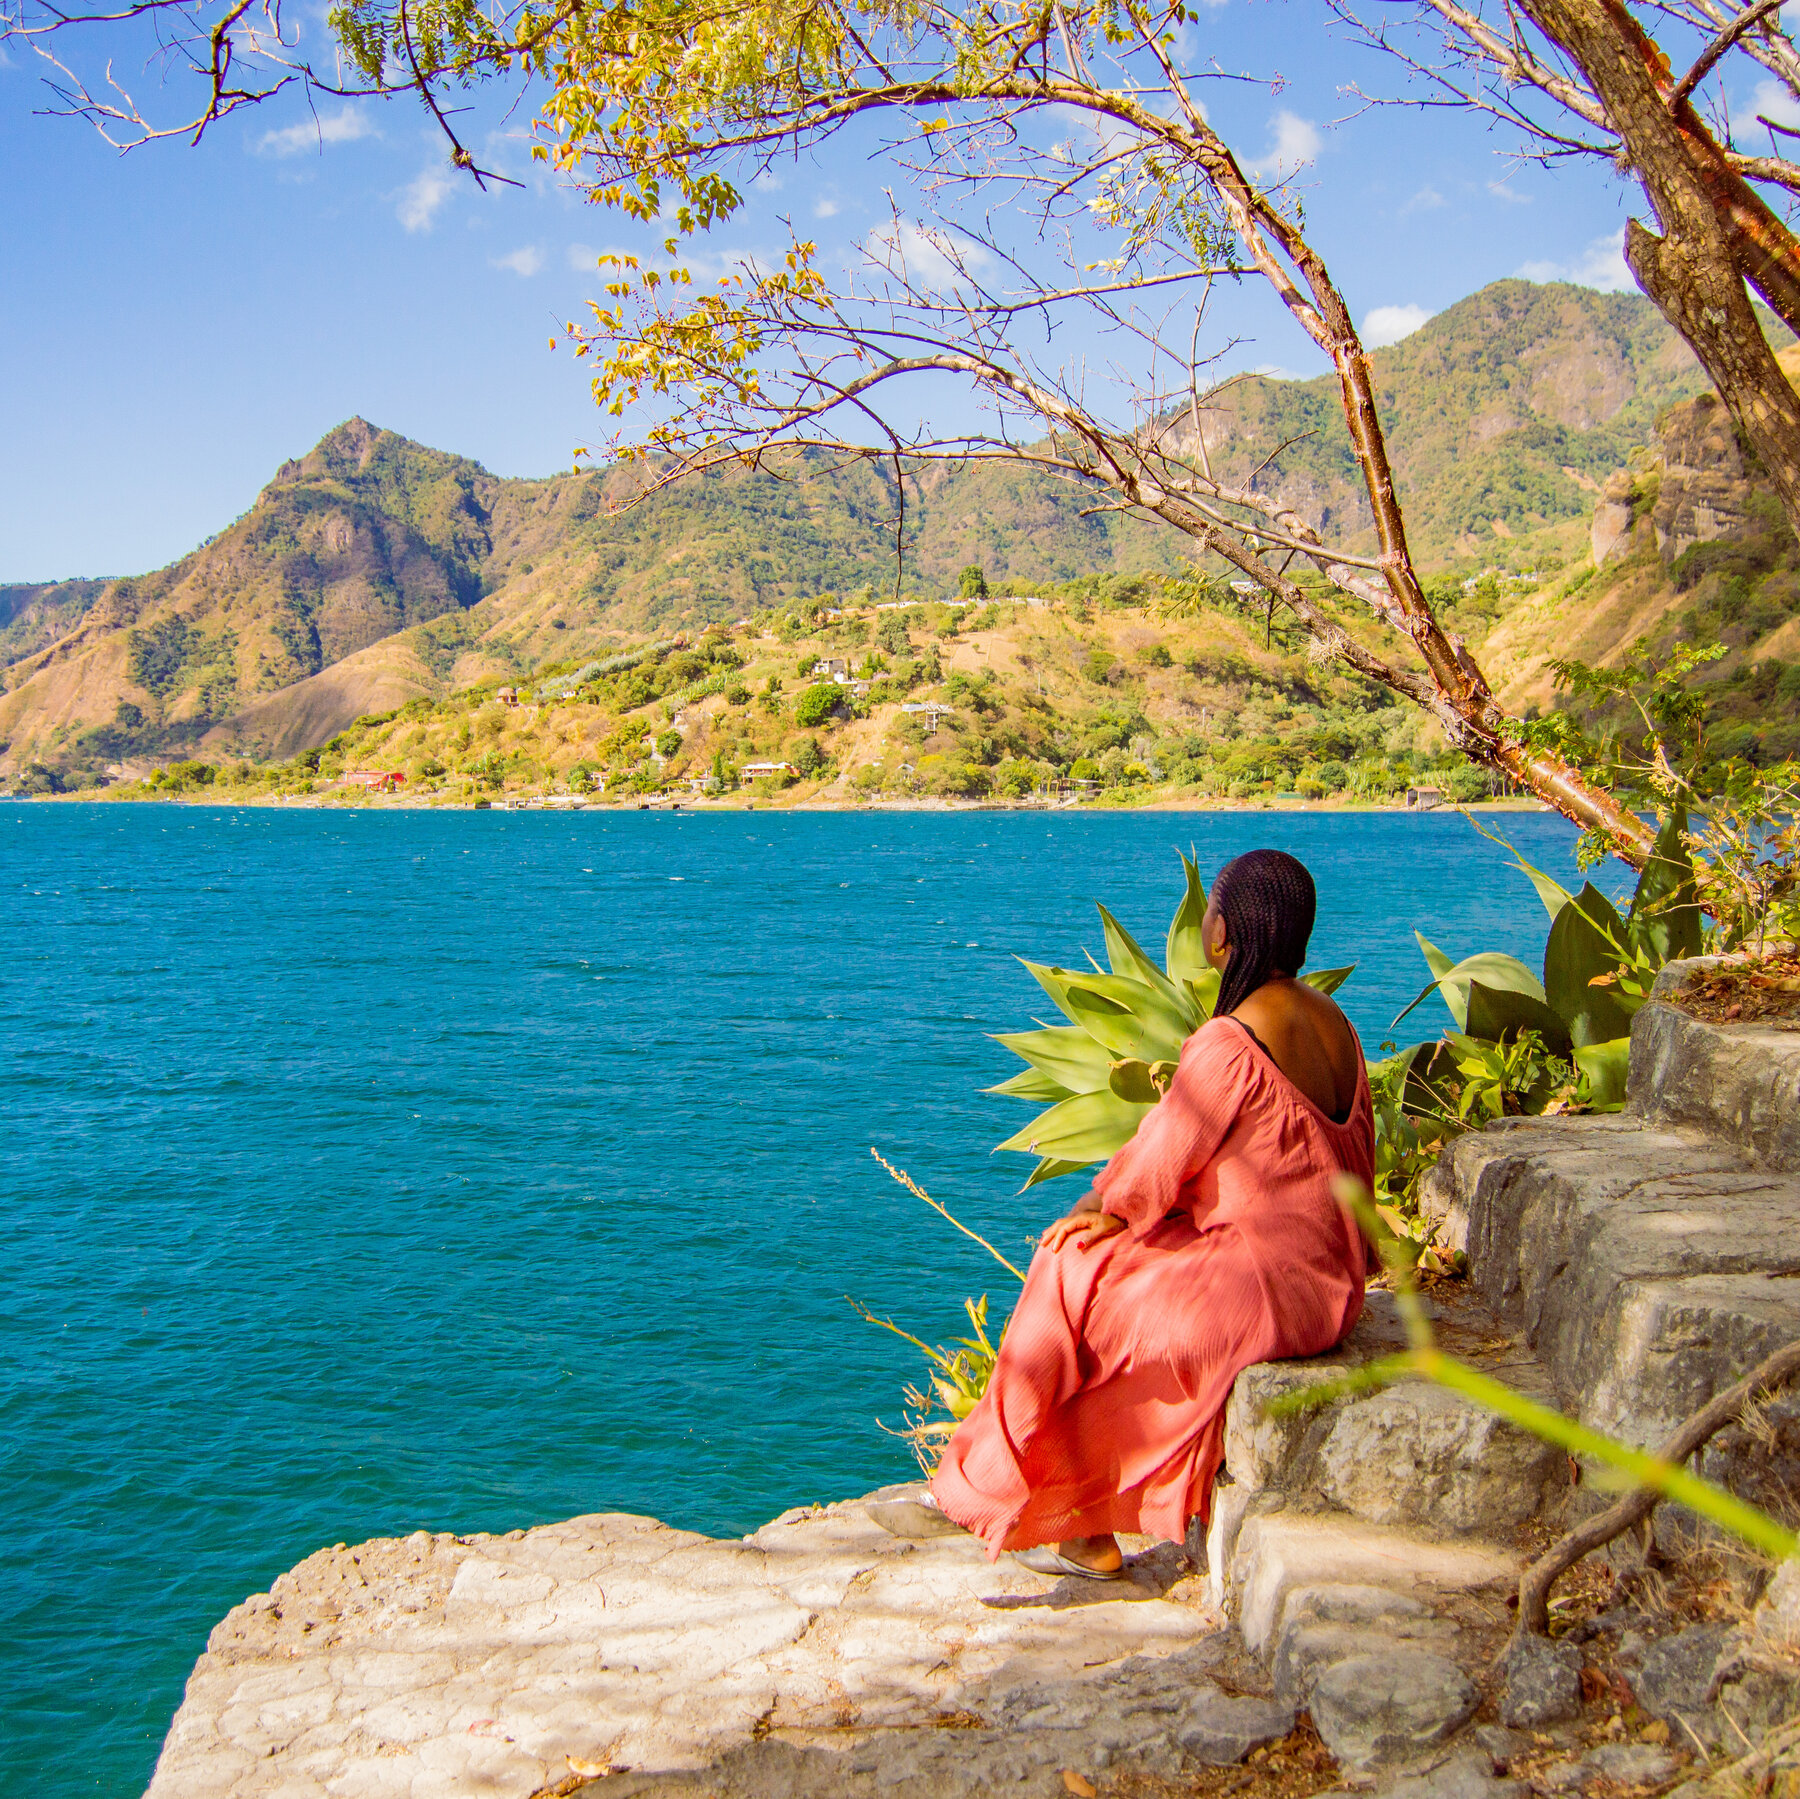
[1653,391,1753,560]
[1229,1512,1518,1654]
[1592,469,1638,566]
[1224,1288,1563,1536]
[1316,1382,1565,1535]
[1175,1688,1298,1764]
[145,1497,1229,1799]
[1308,1650,1479,1769]
[1439,1113,1800,1453]
[1271,1617,1459,1706]
[1383,1748,1532,1799]
[1584,1742,1681,1784]
[1631,986,1800,1171]
[1636,1623,1734,1745]
[1496,1633,1583,1728]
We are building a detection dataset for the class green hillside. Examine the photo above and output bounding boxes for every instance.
[0,278,1767,789]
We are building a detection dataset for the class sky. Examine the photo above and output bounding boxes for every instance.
[1,1,1782,583]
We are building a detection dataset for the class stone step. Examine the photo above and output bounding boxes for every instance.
[1633,965,1800,1170]
[1208,1286,1568,1606]
[1428,1110,1800,1520]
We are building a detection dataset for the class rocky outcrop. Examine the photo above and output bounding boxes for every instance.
[1591,469,1639,565]
[149,970,1800,1799]
[1653,392,1754,560]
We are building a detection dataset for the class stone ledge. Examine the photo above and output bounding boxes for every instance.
[145,1496,1230,1799]
[1632,967,1800,1169]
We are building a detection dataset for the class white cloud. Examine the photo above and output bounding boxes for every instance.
[398,165,454,233]
[813,197,841,220]
[257,106,376,158]
[492,246,544,277]
[1253,111,1322,181]
[865,220,991,294]
[1754,76,1800,130]
[1517,227,1633,293]
[1363,303,1434,348]
[1487,180,1532,205]
[1400,185,1445,217]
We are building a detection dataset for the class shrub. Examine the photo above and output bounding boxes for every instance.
[793,682,841,727]
[1140,642,1173,668]
[1069,756,1102,781]
[655,728,682,758]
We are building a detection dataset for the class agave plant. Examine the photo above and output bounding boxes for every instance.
[988,854,1354,1186]
[1389,807,1703,1112]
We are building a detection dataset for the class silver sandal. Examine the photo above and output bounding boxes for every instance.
[1011,1545,1126,1580]
[866,1485,969,1539]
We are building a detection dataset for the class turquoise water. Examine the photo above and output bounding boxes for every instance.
[3,803,1597,1795]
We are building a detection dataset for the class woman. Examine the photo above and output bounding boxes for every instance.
[878,848,1373,1577]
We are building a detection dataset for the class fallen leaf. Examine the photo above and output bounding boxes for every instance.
[1640,1720,1670,1745]
[1062,1773,1098,1798]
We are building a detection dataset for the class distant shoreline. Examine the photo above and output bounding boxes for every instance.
[10,791,1555,817]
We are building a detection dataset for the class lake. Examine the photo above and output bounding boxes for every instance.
[2,802,1599,1795]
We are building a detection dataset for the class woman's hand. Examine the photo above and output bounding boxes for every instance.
[1039,1208,1127,1252]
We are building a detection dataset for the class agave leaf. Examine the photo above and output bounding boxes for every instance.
[1303,964,1355,995]
[1544,882,1635,1047]
[1464,978,1574,1058]
[1394,945,1546,1031]
[1108,1058,1162,1103]
[1183,966,1222,1021]
[1630,801,1704,964]
[1020,1155,1090,1190]
[990,1024,1115,1094]
[1417,932,1455,985]
[992,1087,1153,1163]
[1165,851,1210,985]
[1098,903,1202,1029]
[1574,1037,1631,1111]
[1019,958,1087,1027]
[1057,967,1193,1061]
[1510,854,1577,922]
[984,1065,1073,1102]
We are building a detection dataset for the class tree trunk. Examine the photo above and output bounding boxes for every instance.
[1521,0,1800,534]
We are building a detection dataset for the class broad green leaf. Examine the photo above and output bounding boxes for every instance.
[1098,902,1202,1029]
[992,1087,1153,1162]
[1057,967,1193,1060]
[1394,946,1546,1031]
[1575,1037,1631,1111]
[1020,957,1087,1027]
[1020,1155,1090,1190]
[1417,932,1455,985]
[1165,851,1211,985]
[1464,978,1574,1058]
[1107,1057,1177,1102]
[1544,882,1635,1047]
[1630,801,1704,965]
[1303,963,1355,995]
[984,1065,1073,1102]
[990,1024,1114,1094]
[1185,966,1221,1021]
[1510,853,1576,922]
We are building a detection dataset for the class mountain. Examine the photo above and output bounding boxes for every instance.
[0,279,1747,782]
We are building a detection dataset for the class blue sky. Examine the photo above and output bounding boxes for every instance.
[0,3,1757,582]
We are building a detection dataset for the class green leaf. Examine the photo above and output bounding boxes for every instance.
[1464,978,1574,1058]
[1020,1155,1089,1190]
[992,1087,1152,1163]
[1394,944,1546,1031]
[1303,963,1355,995]
[1165,851,1211,985]
[1057,967,1193,1061]
[1630,801,1704,964]
[1575,1037,1631,1111]
[1098,902,1202,1029]
[1544,882,1635,1048]
[1184,966,1221,1021]
[983,1065,1073,1102]
[1510,853,1576,922]
[990,1024,1114,1094]
[1108,1057,1167,1103]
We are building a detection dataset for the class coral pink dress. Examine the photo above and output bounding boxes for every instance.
[932,1014,1374,1554]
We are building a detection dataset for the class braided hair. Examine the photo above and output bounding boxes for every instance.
[1211,849,1318,1018]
